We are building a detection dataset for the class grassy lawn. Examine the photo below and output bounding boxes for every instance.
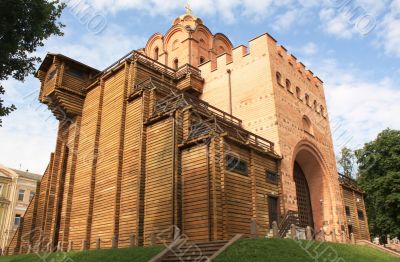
[0,246,164,262]
[214,238,400,262]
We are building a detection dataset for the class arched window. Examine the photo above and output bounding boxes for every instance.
[286,79,292,92]
[199,39,207,49]
[172,39,179,50]
[302,115,313,135]
[153,47,159,60]
[173,58,179,70]
[313,100,318,112]
[320,105,325,117]
[305,93,310,106]
[199,56,205,64]
[296,86,301,99]
[276,72,282,86]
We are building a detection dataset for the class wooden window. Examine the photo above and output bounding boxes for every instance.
[266,171,279,184]
[345,206,351,216]
[357,210,364,220]
[66,67,85,79]
[18,189,25,201]
[276,72,282,86]
[14,215,21,225]
[47,69,56,81]
[225,155,248,175]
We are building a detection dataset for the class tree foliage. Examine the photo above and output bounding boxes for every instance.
[0,0,65,126]
[356,129,400,239]
[338,147,356,178]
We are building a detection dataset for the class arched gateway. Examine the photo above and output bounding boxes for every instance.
[294,162,314,228]
[292,141,330,231]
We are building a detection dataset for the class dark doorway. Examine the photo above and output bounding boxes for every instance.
[268,196,279,228]
[348,225,353,238]
[294,162,314,228]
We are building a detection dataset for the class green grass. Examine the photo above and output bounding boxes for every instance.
[0,246,164,262]
[214,238,400,262]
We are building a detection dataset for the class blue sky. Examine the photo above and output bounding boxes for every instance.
[0,0,399,174]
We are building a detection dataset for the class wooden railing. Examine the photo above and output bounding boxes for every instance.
[278,210,300,237]
[96,50,202,81]
[338,174,364,192]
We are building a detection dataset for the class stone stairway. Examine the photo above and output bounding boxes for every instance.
[160,240,229,262]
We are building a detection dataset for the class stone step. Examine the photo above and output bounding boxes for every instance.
[179,243,227,250]
[161,240,228,262]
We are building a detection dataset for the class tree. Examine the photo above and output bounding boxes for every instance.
[0,0,66,126]
[338,147,356,178]
[356,129,400,239]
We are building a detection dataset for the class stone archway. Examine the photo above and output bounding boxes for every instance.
[292,141,331,231]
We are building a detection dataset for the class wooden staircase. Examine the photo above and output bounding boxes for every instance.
[278,210,300,237]
[160,240,228,262]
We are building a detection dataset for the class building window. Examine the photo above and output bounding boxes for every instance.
[153,47,159,60]
[320,105,325,117]
[302,115,313,135]
[276,72,282,86]
[29,191,35,202]
[66,67,85,79]
[199,56,205,64]
[225,155,248,176]
[345,206,351,216]
[313,100,318,112]
[0,184,3,196]
[357,210,364,220]
[286,79,292,92]
[305,94,310,106]
[47,69,56,81]
[173,59,179,70]
[18,189,25,201]
[14,215,21,226]
[266,171,279,184]
[296,86,301,100]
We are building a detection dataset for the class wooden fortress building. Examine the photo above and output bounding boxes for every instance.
[6,10,369,254]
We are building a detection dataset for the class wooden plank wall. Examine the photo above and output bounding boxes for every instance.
[58,117,82,250]
[223,142,252,238]
[252,152,280,236]
[143,118,175,245]
[181,144,210,242]
[355,191,369,240]
[118,96,142,247]
[90,67,125,248]
[68,85,101,250]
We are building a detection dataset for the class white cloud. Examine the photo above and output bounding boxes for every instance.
[309,58,400,152]
[42,24,147,70]
[301,42,318,55]
[0,78,57,174]
[319,8,355,39]
[376,0,400,57]
[272,9,301,31]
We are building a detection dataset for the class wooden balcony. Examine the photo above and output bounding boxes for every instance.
[37,53,100,120]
